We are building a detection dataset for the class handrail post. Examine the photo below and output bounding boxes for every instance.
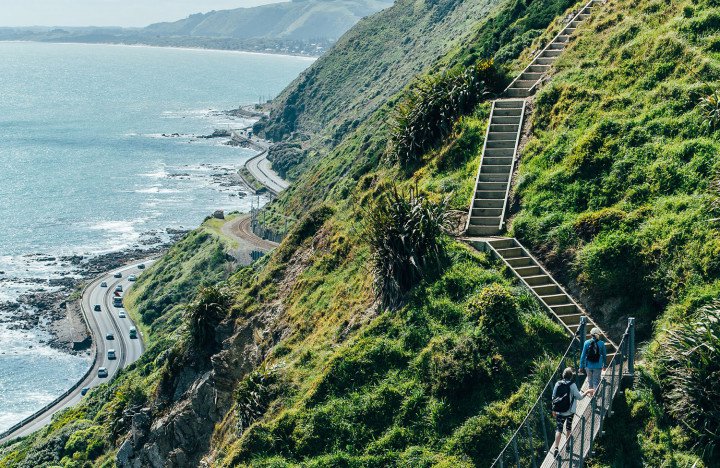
[568,435,575,467]
[627,317,635,376]
[578,317,587,351]
[579,414,586,466]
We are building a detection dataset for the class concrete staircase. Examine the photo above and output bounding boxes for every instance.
[466,0,600,236]
[472,237,618,363]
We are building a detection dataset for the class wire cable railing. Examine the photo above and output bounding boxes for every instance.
[492,317,636,468]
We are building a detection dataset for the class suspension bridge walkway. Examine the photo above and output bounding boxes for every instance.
[462,0,637,466]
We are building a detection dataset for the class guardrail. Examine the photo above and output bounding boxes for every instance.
[0,279,100,443]
[492,318,635,468]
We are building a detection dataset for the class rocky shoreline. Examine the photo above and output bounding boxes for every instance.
[0,228,188,355]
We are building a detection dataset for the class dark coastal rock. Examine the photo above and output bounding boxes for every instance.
[72,336,92,351]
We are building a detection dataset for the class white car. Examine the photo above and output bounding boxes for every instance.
[100,281,107,287]
[115,285,123,292]
[128,275,137,282]
[118,311,126,318]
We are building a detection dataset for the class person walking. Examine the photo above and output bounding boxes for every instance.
[580,327,607,390]
[550,367,595,459]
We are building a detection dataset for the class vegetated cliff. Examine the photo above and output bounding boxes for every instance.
[3,0,719,465]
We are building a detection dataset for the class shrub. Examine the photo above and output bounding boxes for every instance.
[236,365,281,433]
[365,187,451,309]
[388,61,499,169]
[466,284,520,341]
[699,89,720,132]
[185,285,231,358]
[656,301,720,456]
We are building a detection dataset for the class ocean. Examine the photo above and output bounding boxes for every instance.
[0,41,313,431]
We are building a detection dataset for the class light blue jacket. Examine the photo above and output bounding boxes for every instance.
[580,338,607,370]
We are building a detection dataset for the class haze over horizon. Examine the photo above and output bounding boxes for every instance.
[0,0,285,28]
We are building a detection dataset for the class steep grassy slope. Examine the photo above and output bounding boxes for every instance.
[504,0,720,464]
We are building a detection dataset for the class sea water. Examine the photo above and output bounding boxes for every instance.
[0,41,313,431]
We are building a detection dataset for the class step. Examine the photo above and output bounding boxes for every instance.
[533,284,560,296]
[507,257,534,268]
[480,164,512,174]
[506,88,532,98]
[541,50,563,58]
[475,189,507,198]
[491,116,522,125]
[512,79,538,88]
[519,72,544,81]
[524,274,553,286]
[555,35,570,43]
[472,207,503,217]
[557,313,584,326]
[488,238,516,249]
[466,224,502,236]
[547,43,565,50]
[470,216,501,226]
[551,304,578,315]
[534,57,556,65]
[477,182,508,192]
[563,27,577,34]
[487,132,518,141]
[482,156,513,166]
[473,198,504,208]
[578,13,591,20]
[527,65,550,74]
[496,247,524,258]
[484,147,515,157]
[541,294,570,306]
[493,108,522,117]
[494,100,525,109]
[569,20,581,28]
[490,123,519,133]
[486,140,516,149]
[478,174,509,183]
[515,265,542,277]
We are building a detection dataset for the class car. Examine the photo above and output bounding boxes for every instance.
[98,367,108,378]
[129,327,137,339]
[128,275,137,282]
[81,386,90,396]
[106,333,114,340]
[107,349,116,360]
[113,296,123,307]
[115,285,123,292]
[118,311,126,318]
[113,272,122,278]
[138,264,145,269]
[93,304,101,312]
[100,281,107,287]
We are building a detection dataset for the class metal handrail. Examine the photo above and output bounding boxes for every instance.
[492,319,635,468]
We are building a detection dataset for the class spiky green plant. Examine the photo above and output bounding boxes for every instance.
[656,301,720,456]
[388,60,499,169]
[699,90,720,132]
[186,285,231,357]
[365,186,451,309]
[235,365,280,433]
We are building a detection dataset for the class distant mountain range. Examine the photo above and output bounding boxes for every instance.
[0,0,393,56]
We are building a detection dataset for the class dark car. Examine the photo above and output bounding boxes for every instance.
[100,281,107,287]
[98,367,108,378]
[114,272,122,278]
[138,264,145,269]
[81,387,90,396]
[93,304,101,312]
[106,333,114,340]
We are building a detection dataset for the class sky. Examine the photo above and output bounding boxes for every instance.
[0,0,285,28]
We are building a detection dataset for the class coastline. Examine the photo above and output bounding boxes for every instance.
[0,40,320,60]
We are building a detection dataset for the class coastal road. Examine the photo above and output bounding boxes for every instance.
[244,139,289,195]
[0,261,152,444]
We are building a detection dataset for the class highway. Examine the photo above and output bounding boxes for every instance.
[244,139,289,195]
[0,260,152,444]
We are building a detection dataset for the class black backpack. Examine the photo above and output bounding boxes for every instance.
[587,338,600,363]
[552,381,572,413]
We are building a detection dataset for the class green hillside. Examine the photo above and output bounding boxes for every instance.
[2,0,720,464]
[145,0,393,41]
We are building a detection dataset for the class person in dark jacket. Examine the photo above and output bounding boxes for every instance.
[550,367,594,459]
[580,327,607,390]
